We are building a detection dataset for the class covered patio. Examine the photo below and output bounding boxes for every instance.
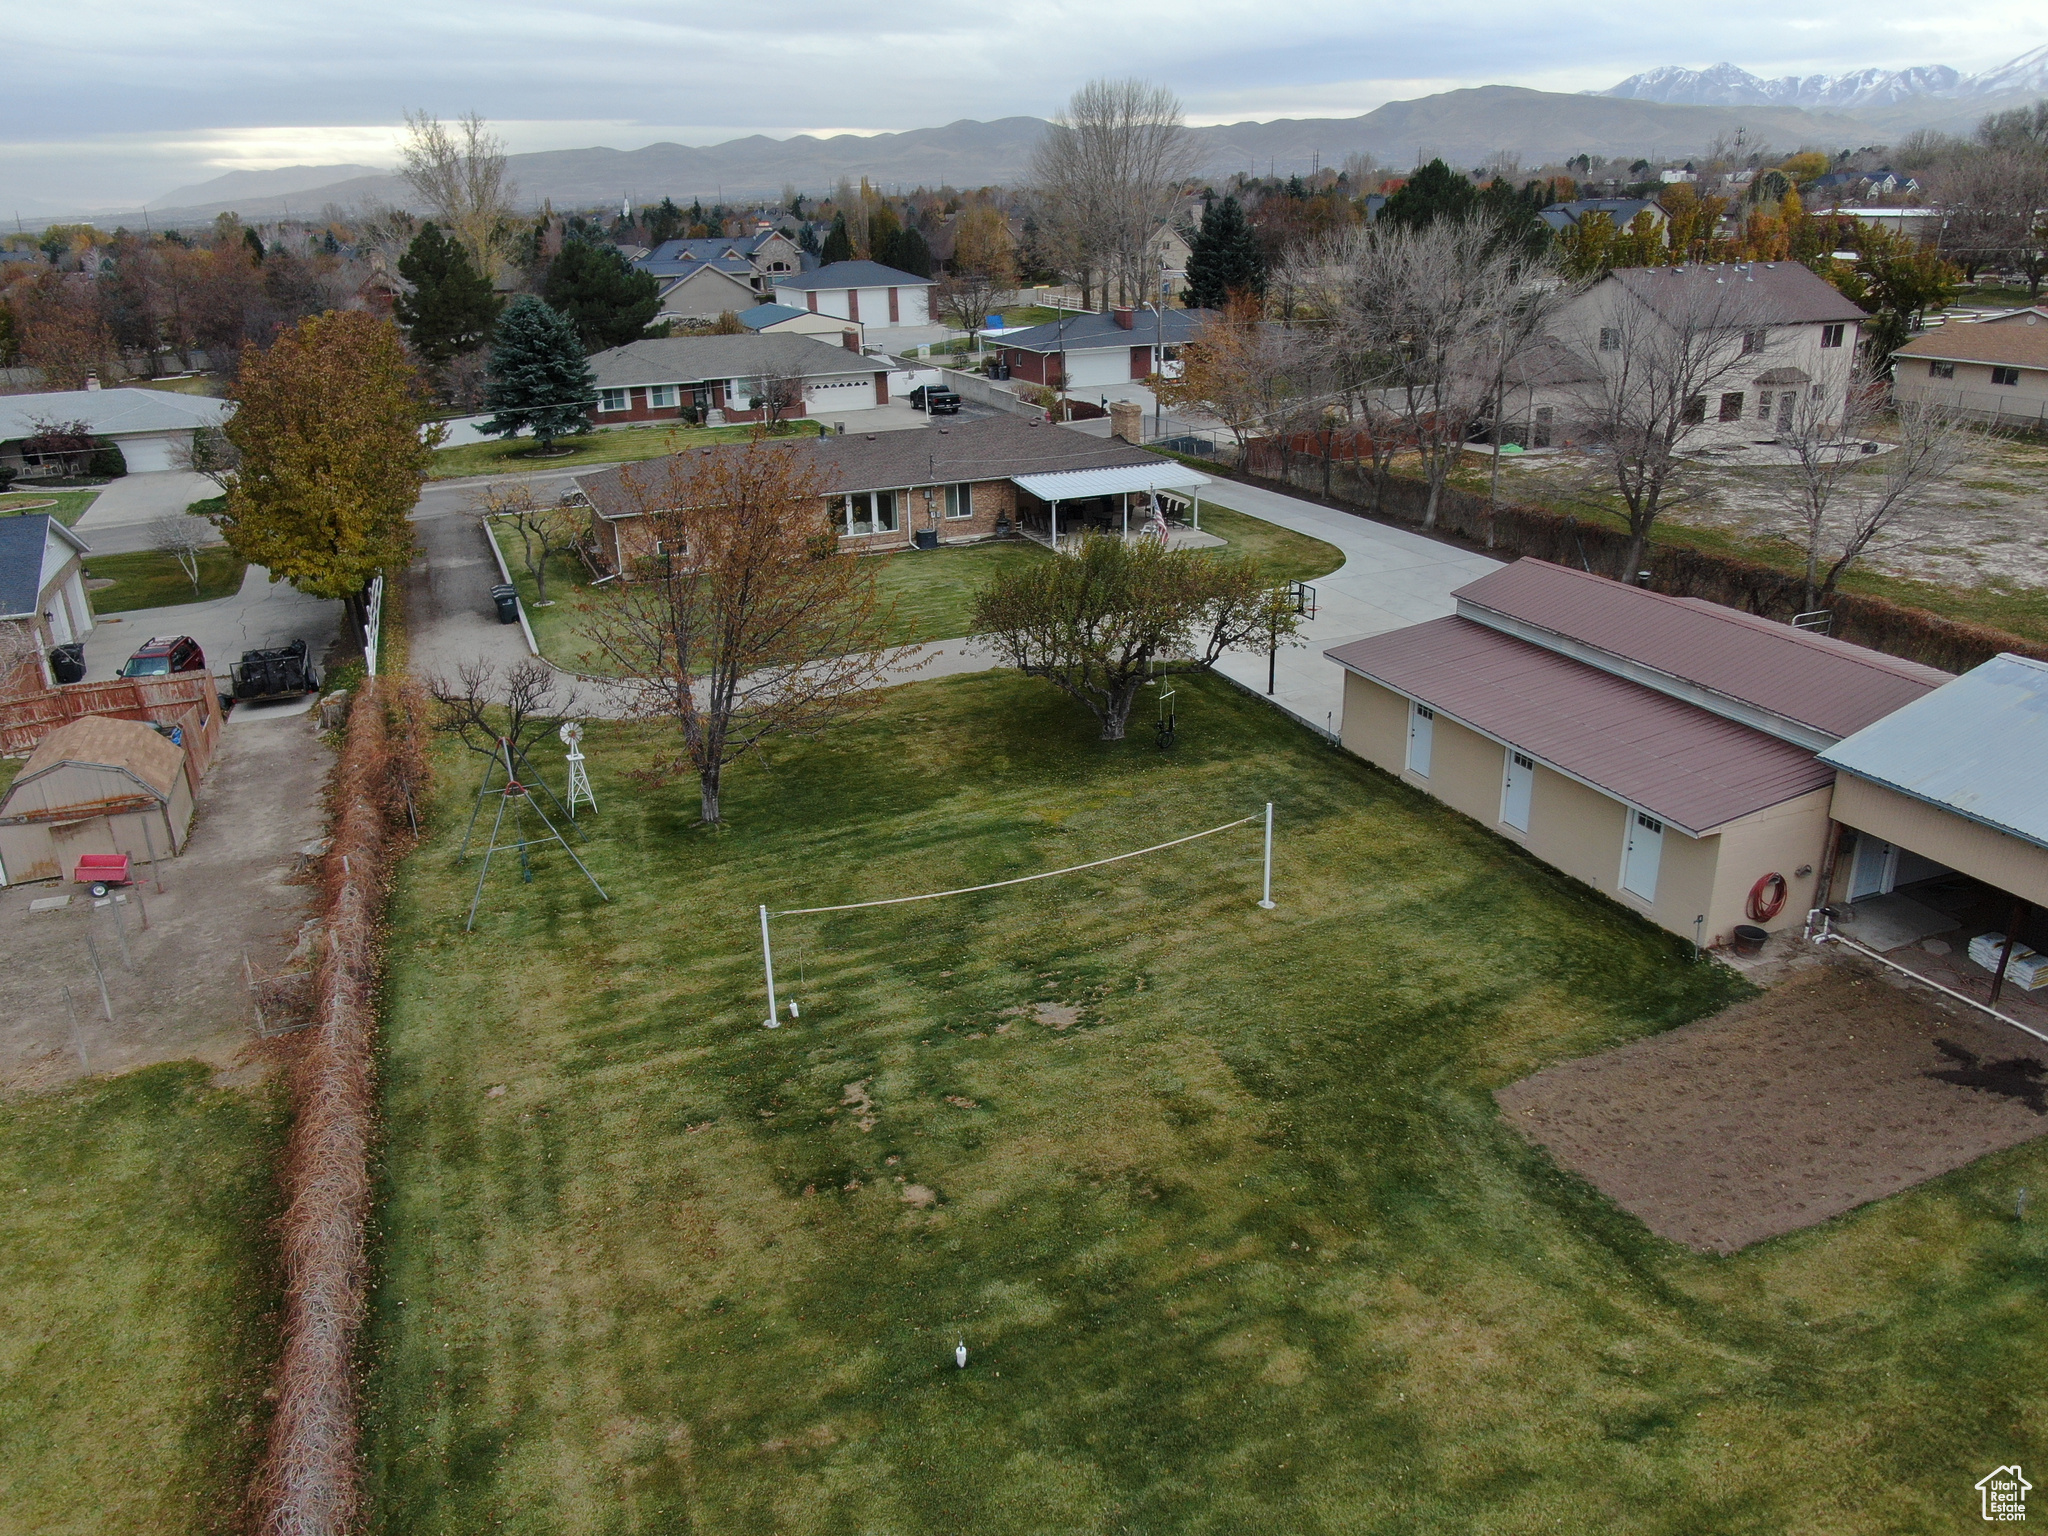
[1010,462,1220,552]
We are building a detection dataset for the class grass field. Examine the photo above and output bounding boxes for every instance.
[362,669,2048,1532]
[491,509,1345,672]
[432,424,811,481]
[0,490,100,528]
[0,1064,283,1536]
[85,547,246,613]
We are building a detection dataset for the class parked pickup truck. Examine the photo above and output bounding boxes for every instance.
[231,639,320,703]
[906,385,961,415]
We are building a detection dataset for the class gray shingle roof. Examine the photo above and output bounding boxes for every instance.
[586,334,885,389]
[0,387,230,444]
[576,415,1160,519]
[1607,262,1869,327]
[737,303,812,328]
[993,307,1215,355]
[772,260,935,291]
[0,513,88,620]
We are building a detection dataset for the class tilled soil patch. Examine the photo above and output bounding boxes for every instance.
[1497,963,2048,1252]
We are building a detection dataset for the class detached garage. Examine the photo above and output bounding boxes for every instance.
[0,716,195,886]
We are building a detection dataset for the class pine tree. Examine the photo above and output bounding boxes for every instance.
[541,239,661,351]
[645,197,686,245]
[892,227,933,278]
[479,297,597,455]
[395,221,503,364]
[798,222,821,256]
[1182,196,1265,309]
[1380,160,1478,231]
[820,213,854,264]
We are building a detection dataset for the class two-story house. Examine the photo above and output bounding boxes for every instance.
[1891,307,2048,428]
[770,261,936,329]
[635,231,811,320]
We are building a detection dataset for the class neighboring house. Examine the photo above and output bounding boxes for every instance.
[1891,307,2048,427]
[771,260,936,329]
[1324,558,1949,947]
[1488,338,1605,448]
[0,513,94,673]
[573,413,1206,571]
[735,302,866,350]
[585,334,891,427]
[634,231,809,319]
[1143,223,1195,302]
[0,387,231,476]
[994,306,1216,391]
[1538,199,1668,234]
[1846,207,1945,244]
[1817,652,2048,915]
[0,716,196,885]
[1544,262,1866,439]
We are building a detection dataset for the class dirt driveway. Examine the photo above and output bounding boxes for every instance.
[1497,962,2048,1253]
[0,710,331,1090]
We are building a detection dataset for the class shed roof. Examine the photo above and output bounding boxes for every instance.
[577,414,1159,519]
[1453,560,1948,743]
[0,513,89,620]
[1893,313,2048,370]
[1326,617,1835,834]
[0,387,230,444]
[8,716,184,804]
[1818,653,2048,851]
[772,260,936,291]
[586,333,884,389]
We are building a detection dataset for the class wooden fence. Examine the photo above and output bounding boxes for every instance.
[0,672,224,781]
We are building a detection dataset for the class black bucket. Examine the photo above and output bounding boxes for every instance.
[1731,924,1769,956]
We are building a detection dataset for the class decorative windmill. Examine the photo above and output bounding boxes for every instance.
[560,720,596,818]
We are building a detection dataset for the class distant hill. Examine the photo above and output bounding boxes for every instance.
[41,71,2048,232]
[1602,44,2048,110]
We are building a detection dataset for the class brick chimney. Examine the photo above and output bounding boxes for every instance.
[1112,306,1135,330]
[843,329,861,351]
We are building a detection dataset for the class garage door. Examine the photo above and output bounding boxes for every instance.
[120,434,180,472]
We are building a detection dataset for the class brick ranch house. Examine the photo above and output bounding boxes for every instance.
[585,334,890,427]
[995,305,1215,391]
[574,414,1209,573]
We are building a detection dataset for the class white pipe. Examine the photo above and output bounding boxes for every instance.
[759,904,780,1028]
[1259,802,1276,909]
[1812,916,2046,1044]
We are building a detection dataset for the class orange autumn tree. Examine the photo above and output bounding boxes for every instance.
[583,439,911,824]
[216,309,439,641]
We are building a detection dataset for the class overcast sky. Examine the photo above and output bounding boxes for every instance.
[5,0,2041,216]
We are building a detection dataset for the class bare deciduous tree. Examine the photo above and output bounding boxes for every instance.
[427,657,578,787]
[398,111,518,282]
[1031,78,1198,308]
[149,513,212,594]
[1771,380,1971,608]
[580,442,907,824]
[172,424,240,490]
[754,366,806,427]
[475,483,583,606]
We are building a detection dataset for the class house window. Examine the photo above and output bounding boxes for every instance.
[843,490,898,536]
[1756,391,1774,420]
[1681,395,1707,424]
[1501,752,1535,832]
[1820,323,1845,349]
[647,385,677,409]
[1928,360,1955,379]
[1718,392,1745,422]
[1991,366,2022,386]
[1741,328,1767,354]
[1406,702,1434,777]
[944,483,974,520]
[1598,327,1620,352]
[597,388,628,413]
[1621,811,1663,902]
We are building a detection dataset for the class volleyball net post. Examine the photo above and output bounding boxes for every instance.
[755,802,1277,1028]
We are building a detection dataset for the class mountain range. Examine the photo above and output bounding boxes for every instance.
[1603,44,2048,110]
[37,52,2048,233]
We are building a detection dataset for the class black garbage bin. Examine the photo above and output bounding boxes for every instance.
[913,529,939,550]
[490,583,519,624]
[49,642,86,684]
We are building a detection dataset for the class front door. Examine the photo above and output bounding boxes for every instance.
[1845,833,1899,901]
[1777,390,1795,432]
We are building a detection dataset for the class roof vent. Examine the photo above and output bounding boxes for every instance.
[866,434,876,441]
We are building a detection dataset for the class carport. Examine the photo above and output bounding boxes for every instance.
[1010,462,1211,547]
[1818,653,2048,1020]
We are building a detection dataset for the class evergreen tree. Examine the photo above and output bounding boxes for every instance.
[541,239,661,351]
[480,297,597,455]
[820,212,854,264]
[1182,196,1265,309]
[892,226,934,278]
[645,197,686,245]
[394,221,503,365]
[1379,160,1478,230]
[798,222,821,256]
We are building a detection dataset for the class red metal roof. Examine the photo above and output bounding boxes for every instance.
[1453,560,1948,740]
[1325,617,1837,834]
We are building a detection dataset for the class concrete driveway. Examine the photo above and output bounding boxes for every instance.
[72,470,221,556]
[83,562,341,684]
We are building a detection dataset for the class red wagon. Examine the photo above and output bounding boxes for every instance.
[73,853,132,896]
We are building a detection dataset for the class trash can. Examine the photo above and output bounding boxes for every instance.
[914,529,939,550]
[490,583,519,624]
[49,642,86,684]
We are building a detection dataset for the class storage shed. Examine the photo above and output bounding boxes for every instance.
[0,716,194,885]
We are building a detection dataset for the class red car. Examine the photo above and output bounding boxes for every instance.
[119,634,207,678]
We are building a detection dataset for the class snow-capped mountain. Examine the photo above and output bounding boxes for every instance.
[1602,45,2048,110]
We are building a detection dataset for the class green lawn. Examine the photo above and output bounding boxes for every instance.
[0,1064,284,1536]
[493,509,1342,673]
[362,669,2048,1533]
[432,424,813,481]
[130,375,226,396]
[0,490,99,528]
[85,547,247,613]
